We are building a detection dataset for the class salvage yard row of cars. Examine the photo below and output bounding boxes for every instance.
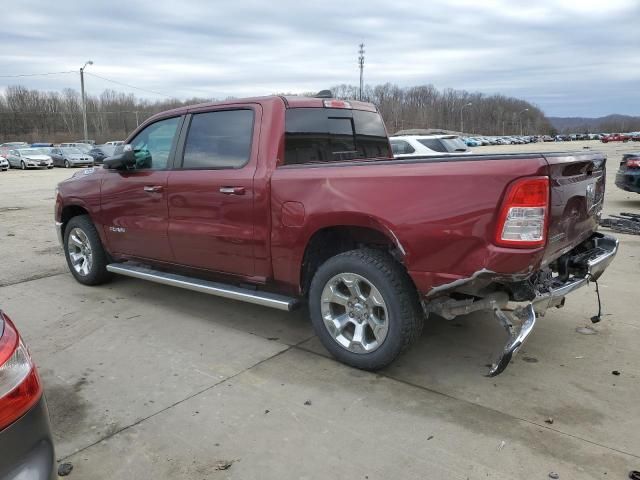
[0,140,122,170]
[461,132,640,146]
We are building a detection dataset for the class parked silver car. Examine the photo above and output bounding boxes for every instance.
[49,147,94,168]
[6,149,53,170]
[0,156,8,171]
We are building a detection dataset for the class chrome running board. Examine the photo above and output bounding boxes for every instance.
[487,304,537,377]
[106,263,300,311]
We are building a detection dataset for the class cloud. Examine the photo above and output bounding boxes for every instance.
[1,0,638,116]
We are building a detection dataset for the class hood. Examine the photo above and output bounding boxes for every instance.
[67,154,91,160]
[24,155,51,161]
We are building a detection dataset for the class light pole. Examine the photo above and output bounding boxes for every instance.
[460,102,472,134]
[518,108,529,136]
[80,60,93,141]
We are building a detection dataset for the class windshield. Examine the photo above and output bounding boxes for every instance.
[62,147,82,154]
[17,148,45,155]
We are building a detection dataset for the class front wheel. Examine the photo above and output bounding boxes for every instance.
[63,215,112,285]
[309,249,424,371]
[20,161,26,170]
[64,160,70,168]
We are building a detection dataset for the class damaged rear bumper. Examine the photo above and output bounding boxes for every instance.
[428,233,619,376]
[489,233,618,376]
[529,233,618,313]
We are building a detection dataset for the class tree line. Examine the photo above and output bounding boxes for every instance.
[0,85,209,143]
[0,82,554,143]
[331,83,554,135]
[551,115,640,134]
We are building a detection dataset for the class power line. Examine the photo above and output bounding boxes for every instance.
[84,72,173,98]
[2,110,148,115]
[0,69,212,100]
[0,70,76,78]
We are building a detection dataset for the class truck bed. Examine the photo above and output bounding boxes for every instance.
[271,151,606,295]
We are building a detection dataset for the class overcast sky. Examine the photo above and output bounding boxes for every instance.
[2,0,639,117]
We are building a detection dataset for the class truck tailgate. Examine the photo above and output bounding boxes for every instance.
[543,152,606,264]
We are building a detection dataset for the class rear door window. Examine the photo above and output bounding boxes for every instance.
[181,109,254,169]
[284,108,391,165]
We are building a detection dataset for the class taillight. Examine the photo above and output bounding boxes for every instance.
[0,311,42,431]
[626,158,640,168]
[495,177,549,248]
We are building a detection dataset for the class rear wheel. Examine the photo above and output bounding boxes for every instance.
[309,249,424,370]
[63,215,112,285]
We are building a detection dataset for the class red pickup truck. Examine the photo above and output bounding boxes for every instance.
[54,94,618,376]
[601,133,630,143]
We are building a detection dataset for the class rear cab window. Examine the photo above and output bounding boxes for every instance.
[284,108,391,165]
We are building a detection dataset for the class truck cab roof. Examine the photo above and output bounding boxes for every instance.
[144,95,378,125]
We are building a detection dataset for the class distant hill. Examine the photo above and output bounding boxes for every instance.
[549,114,640,133]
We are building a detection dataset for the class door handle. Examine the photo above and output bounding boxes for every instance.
[219,186,246,195]
[143,185,164,193]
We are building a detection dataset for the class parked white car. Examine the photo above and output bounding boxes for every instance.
[389,135,471,158]
[6,148,53,169]
[0,156,8,171]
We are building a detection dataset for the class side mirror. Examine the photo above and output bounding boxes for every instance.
[103,144,135,170]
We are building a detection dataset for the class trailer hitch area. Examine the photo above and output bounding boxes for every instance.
[487,303,536,377]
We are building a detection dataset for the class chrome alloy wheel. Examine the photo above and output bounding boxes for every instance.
[320,273,389,353]
[67,227,93,276]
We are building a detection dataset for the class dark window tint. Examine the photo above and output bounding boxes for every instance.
[284,108,391,165]
[182,110,254,169]
[129,116,181,170]
[352,110,390,158]
[390,140,415,155]
[417,138,446,152]
[440,137,468,152]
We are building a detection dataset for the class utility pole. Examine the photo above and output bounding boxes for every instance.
[135,111,140,126]
[358,43,365,101]
[460,102,472,134]
[79,60,93,140]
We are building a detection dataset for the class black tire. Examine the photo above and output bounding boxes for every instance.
[47,166,53,169]
[309,249,423,371]
[64,160,70,168]
[20,161,26,170]
[63,215,112,286]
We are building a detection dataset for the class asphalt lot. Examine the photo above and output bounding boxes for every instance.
[0,141,639,479]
